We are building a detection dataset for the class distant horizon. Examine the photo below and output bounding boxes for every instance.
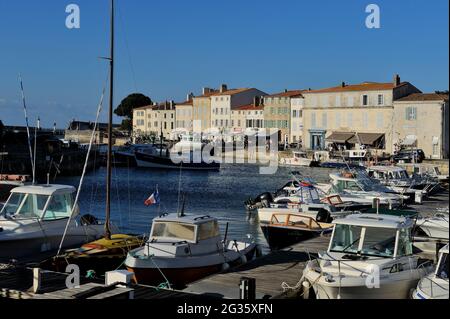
[1,0,448,127]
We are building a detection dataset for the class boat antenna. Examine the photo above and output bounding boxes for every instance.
[18,75,36,184]
[32,117,40,185]
[104,0,115,240]
[178,192,186,217]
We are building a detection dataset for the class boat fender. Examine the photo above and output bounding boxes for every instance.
[221,263,230,272]
[240,254,248,264]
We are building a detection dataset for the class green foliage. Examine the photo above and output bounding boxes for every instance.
[114,93,152,119]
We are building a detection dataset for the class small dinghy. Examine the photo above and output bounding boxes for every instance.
[124,213,257,288]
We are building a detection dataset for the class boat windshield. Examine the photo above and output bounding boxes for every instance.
[1,193,49,220]
[330,224,405,258]
[151,221,196,242]
[437,253,449,280]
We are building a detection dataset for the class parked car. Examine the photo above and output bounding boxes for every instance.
[392,149,425,163]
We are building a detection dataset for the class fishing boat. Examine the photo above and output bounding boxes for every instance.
[279,151,319,168]
[303,214,434,299]
[135,146,220,171]
[0,184,104,261]
[261,213,334,250]
[412,244,449,299]
[125,213,257,288]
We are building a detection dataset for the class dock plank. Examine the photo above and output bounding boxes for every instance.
[183,235,330,299]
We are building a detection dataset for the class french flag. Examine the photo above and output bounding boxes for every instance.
[144,190,160,206]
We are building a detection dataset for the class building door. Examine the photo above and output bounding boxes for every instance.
[310,130,326,150]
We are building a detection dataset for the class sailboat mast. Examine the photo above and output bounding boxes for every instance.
[105,0,114,240]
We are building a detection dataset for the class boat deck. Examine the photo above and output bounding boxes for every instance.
[183,235,331,299]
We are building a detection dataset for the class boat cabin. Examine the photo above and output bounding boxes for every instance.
[328,214,414,258]
[367,166,410,181]
[436,245,449,279]
[270,213,330,230]
[149,214,220,244]
[0,185,76,221]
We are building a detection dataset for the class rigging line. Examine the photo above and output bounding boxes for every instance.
[117,4,138,92]
[18,75,35,182]
[56,71,110,257]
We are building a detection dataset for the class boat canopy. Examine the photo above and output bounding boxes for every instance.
[10,184,76,196]
[333,213,414,229]
[1,185,76,220]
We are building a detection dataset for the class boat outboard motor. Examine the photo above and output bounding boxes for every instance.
[80,214,99,226]
[316,209,333,224]
[245,192,274,210]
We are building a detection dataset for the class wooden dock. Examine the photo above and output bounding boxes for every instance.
[183,235,331,299]
[0,266,214,300]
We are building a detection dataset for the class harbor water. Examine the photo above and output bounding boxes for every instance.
[57,164,335,249]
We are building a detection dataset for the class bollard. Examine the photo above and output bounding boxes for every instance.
[239,277,256,300]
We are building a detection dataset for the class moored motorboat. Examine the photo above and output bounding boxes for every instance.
[0,184,104,261]
[415,213,449,240]
[412,244,449,299]
[279,151,319,168]
[125,213,257,288]
[303,213,434,299]
[261,213,334,250]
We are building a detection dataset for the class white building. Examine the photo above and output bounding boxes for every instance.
[210,84,267,133]
[290,95,305,144]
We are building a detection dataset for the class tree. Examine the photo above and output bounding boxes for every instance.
[115,93,152,131]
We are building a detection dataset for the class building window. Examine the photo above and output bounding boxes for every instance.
[321,114,327,128]
[335,95,341,107]
[362,113,368,128]
[378,94,384,105]
[231,120,234,127]
[311,113,316,128]
[433,137,440,157]
[293,110,297,118]
[406,107,417,121]
[171,122,174,129]
[347,113,353,127]
[376,113,383,129]
[362,95,368,106]
[348,96,354,107]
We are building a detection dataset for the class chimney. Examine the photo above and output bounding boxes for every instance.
[284,89,288,93]
[187,92,194,101]
[393,74,401,86]
[220,84,228,93]
[202,87,211,95]
[341,82,346,88]
[170,100,175,109]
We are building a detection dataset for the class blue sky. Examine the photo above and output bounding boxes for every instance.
[0,0,448,128]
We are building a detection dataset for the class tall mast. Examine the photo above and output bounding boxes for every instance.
[105,0,114,240]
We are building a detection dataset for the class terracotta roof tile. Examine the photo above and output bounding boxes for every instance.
[305,82,408,94]
[266,90,307,98]
[232,104,264,111]
[395,93,449,102]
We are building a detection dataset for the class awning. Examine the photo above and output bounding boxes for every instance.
[348,133,385,146]
[325,132,355,143]
[401,135,417,146]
